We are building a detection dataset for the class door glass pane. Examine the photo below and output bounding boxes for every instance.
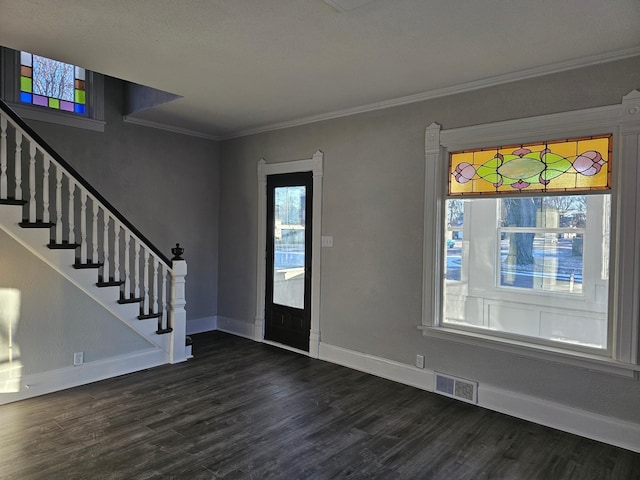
[273,186,306,308]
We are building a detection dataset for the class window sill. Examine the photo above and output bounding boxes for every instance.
[8,102,105,132]
[418,325,640,379]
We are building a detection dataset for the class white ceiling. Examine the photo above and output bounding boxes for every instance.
[1,0,639,139]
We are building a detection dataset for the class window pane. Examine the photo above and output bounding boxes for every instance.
[32,54,75,101]
[443,194,610,350]
[499,196,586,294]
[273,186,306,309]
[500,232,583,294]
[445,199,464,281]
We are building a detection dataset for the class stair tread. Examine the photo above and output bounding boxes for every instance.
[117,296,144,304]
[20,220,55,228]
[96,280,125,287]
[73,262,103,269]
[138,312,163,320]
[0,198,27,205]
[48,242,80,250]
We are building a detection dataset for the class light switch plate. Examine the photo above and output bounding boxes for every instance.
[321,236,334,247]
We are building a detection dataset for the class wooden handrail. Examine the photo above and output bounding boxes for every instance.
[0,98,171,267]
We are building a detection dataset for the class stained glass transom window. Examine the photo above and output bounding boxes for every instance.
[19,51,86,115]
[449,135,612,196]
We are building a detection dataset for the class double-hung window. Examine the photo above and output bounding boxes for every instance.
[444,136,611,351]
[421,92,640,375]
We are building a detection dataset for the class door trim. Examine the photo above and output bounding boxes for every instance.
[255,151,324,358]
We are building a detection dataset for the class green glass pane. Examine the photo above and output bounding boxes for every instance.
[48,98,60,109]
[75,89,85,104]
[20,76,32,93]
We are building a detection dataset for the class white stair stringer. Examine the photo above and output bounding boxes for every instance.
[0,204,171,356]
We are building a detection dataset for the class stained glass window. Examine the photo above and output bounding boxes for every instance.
[449,135,612,196]
[19,51,86,115]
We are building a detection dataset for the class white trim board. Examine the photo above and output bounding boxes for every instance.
[122,115,222,141]
[186,316,218,335]
[318,341,640,453]
[216,316,256,340]
[255,152,324,358]
[0,348,167,406]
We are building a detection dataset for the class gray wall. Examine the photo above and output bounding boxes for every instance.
[0,229,153,376]
[218,57,640,423]
[24,76,220,322]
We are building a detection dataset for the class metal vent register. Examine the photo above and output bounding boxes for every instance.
[434,373,478,404]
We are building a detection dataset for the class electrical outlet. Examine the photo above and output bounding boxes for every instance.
[416,354,425,369]
[73,352,84,366]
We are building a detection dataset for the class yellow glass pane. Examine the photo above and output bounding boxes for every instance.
[448,135,612,196]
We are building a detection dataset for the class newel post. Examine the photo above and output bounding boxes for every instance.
[169,243,189,363]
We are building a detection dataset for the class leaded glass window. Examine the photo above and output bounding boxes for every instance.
[449,135,612,196]
[19,51,86,115]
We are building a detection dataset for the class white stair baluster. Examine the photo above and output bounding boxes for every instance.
[134,239,141,299]
[42,154,50,223]
[161,265,168,331]
[92,199,99,264]
[152,257,159,315]
[102,211,110,281]
[0,117,7,199]
[113,221,121,282]
[28,144,36,222]
[124,232,131,297]
[68,178,75,244]
[143,250,150,314]
[14,131,22,200]
[55,168,63,244]
[80,190,87,263]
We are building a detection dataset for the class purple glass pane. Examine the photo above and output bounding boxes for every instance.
[60,101,74,112]
[33,95,48,107]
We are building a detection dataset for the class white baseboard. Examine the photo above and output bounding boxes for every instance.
[216,316,256,339]
[0,348,167,406]
[319,342,435,391]
[186,316,218,334]
[318,341,640,453]
[479,385,640,454]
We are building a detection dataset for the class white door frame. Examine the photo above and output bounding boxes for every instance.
[255,151,324,358]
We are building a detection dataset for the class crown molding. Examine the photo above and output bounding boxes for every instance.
[223,46,640,140]
[122,115,222,141]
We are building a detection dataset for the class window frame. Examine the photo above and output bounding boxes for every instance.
[443,194,610,355]
[420,91,640,378]
[0,47,104,132]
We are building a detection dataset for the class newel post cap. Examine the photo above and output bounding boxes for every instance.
[171,243,184,260]
[171,243,187,276]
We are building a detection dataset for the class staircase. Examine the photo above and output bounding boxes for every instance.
[0,99,189,378]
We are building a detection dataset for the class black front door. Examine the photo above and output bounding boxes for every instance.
[265,172,312,351]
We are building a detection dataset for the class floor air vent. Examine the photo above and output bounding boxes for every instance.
[434,373,478,404]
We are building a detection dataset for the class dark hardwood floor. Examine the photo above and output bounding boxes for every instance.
[0,331,638,479]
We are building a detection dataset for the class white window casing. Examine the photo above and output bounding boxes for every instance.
[420,90,640,378]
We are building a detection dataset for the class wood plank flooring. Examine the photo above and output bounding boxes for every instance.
[0,331,638,479]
